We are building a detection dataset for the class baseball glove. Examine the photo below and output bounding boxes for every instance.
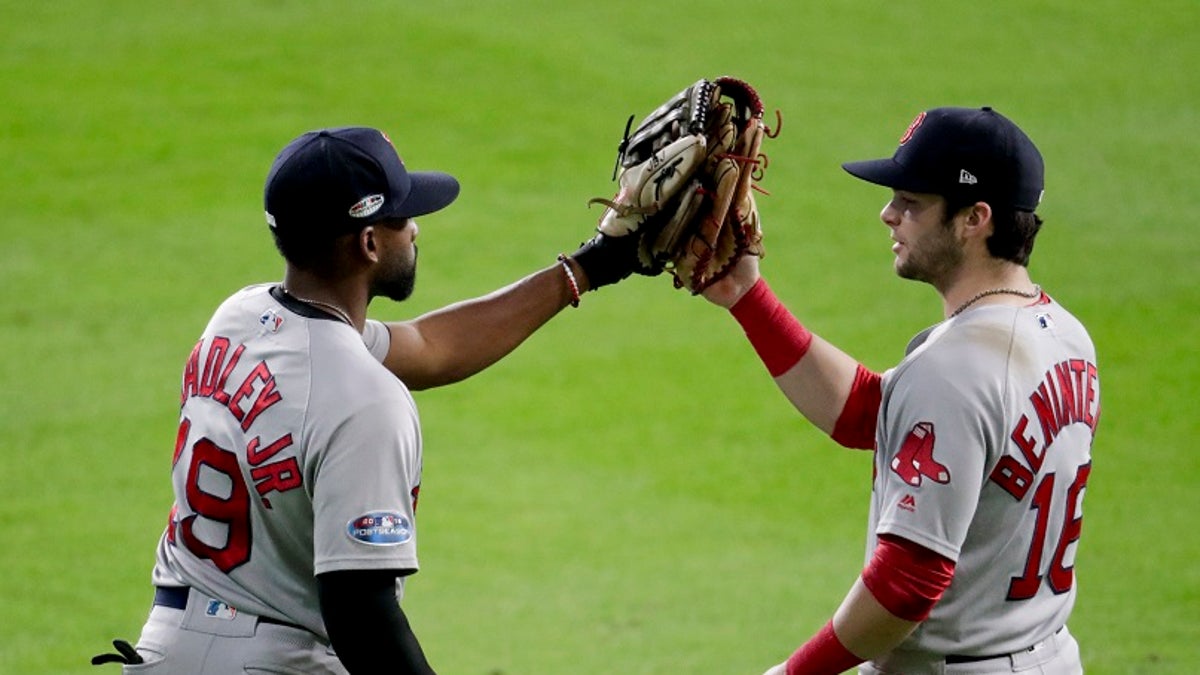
[589,76,776,293]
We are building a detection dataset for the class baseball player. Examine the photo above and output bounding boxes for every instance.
[92,126,643,672]
[700,108,1098,673]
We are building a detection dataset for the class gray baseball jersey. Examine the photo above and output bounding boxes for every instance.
[151,283,418,642]
[869,295,1098,657]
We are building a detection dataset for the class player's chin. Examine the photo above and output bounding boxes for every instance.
[372,271,416,302]
[895,258,922,281]
[389,278,416,302]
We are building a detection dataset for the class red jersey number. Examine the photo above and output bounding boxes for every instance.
[1008,461,1091,600]
[177,435,253,573]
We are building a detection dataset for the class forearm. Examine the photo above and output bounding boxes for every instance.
[772,337,862,436]
[773,581,919,675]
[727,277,864,435]
[831,577,921,659]
[319,571,435,674]
[383,261,580,390]
[780,536,954,674]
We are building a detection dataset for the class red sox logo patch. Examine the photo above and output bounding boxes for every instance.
[380,130,404,162]
[891,421,950,486]
[899,111,927,145]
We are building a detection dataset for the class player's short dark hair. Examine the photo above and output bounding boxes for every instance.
[946,196,1043,267]
[269,224,359,272]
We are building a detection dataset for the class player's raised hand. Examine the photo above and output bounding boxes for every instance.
[700,253,762,309]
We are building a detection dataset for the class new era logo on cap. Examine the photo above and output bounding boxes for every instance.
[959,169,978,185]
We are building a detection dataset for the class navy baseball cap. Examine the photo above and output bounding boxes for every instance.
[842,107,1044,211]
[264,126,460,233]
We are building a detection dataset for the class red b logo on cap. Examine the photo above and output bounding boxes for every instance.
[899,111,926,145]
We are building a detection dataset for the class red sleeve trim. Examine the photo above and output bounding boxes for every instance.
[785,620,862,675]
[860,534,955,622]
[830,364,882,449]
[729,278,813,377]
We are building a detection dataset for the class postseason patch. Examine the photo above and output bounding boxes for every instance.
[347,511,412,546]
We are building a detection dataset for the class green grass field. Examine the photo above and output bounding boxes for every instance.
[2,1,1197,673]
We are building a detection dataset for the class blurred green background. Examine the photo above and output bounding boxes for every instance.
[1,1,1196,673]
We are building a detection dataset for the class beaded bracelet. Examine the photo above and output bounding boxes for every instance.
[557,254,581,308]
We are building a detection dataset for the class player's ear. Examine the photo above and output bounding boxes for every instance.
[358,226,380,262]
[961,201,994,240]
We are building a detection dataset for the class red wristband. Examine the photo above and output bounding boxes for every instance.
[785,620,863,675]
[729,278,812,377]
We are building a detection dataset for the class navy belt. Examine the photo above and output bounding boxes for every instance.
[153,585,189,609]
[153,586,304,630]
[945,626,1064,664]
[946,652,1005,664]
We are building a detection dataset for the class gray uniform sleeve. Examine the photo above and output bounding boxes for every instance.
[310,394,422,576]
[362,319,391,363]
[874,324,1009,561]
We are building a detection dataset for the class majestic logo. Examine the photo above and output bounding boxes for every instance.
[899,111,927,145]
[891,422,950,487]
[347,511,412,546]
[898,494,917,512]
[349,194,385,218]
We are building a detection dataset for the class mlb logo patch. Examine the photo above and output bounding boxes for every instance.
[206,599,238,621]
[1036,312,1055,330]
[260,308,284,333]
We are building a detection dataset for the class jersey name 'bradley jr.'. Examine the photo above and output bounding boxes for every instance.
[177,335,299,507]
